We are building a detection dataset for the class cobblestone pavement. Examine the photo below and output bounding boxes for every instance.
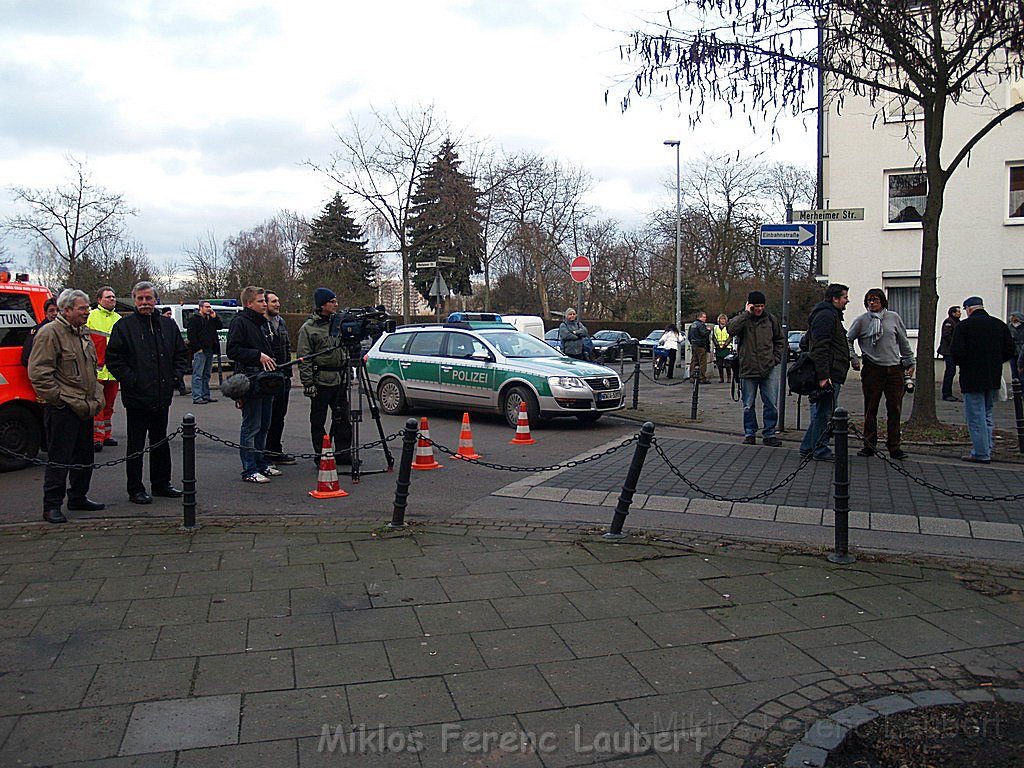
[0,519,1020,767]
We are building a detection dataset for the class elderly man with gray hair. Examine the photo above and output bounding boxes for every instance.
[105,281,189,504]
[27,289,106,523]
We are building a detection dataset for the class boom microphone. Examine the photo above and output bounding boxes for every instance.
[221,374,251,400]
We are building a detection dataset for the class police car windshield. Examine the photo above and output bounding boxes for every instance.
[479,330,561,358]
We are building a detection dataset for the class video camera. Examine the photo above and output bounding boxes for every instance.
[328,305,395,353]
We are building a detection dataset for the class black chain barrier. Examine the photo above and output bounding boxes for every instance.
[636,368,691,386]
[0,428,183,471]
[847,423,1024,503]
[423,435,638,474]
[193,427,404,460]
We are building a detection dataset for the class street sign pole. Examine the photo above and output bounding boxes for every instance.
[778,204,793,432]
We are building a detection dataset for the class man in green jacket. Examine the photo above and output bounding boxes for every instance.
[297,288,352,465]
[727,291,785,446]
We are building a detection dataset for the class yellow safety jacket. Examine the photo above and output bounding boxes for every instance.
[713,325,732,350]
[85,305,121,381]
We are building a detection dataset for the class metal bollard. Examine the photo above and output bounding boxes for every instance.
[181,413,198,530]
[690,377,700,420]
[389,418,420,528]
[827,408,855,564]
[605,422,656,538]
[1012,379,1024,453]
[631,358,641,409]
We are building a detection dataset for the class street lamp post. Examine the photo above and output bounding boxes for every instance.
[664,140,682,329]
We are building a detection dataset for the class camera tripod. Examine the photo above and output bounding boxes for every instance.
[345,353,395,482]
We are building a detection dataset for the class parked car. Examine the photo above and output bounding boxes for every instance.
[788,330,805,356]
[590,330,639,363]
[637,329,664,358]
[365,321,624,427]
[543,328,562,352]
[165,301,242,366]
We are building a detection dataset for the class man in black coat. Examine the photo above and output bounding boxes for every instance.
[799,283,851,461]
[950,296,1015,464]
[186,300,222,404]
[937,306,961,401]
[105,282,189,503]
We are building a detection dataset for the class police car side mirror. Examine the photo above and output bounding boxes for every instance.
[470,350,494,362]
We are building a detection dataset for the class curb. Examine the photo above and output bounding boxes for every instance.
[784,687,1024,767]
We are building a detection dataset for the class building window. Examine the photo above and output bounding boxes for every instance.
[1008,284,1024,315]
[883,95,924,123]
[886,171,927,225]
[887,286,920,330]
[1010,165,1024,220]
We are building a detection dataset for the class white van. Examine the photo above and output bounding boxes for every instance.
[500,314,545,340]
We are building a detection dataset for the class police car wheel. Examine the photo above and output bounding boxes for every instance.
[0,404,39,472]
[377,378,408,415]
[503,385,539,429]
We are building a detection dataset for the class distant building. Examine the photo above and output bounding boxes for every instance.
[820,76,1024,354]
[375,279,431,317]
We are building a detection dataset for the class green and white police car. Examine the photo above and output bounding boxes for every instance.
[365,321,624,427]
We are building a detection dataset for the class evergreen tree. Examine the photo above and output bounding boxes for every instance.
[407,141,484,307]
[301,194,375,307]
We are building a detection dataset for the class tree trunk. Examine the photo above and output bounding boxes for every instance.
[907,104,947,429]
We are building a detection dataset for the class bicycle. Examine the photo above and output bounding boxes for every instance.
[652,346,670,379]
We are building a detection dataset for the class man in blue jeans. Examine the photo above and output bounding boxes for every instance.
[800,284,851,461]
[727,291,785,446]
[950,296,1015,464]
[226,286,280,483]
[186,300,222,404]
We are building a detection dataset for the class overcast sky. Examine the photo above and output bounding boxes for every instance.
[0,0,812,271]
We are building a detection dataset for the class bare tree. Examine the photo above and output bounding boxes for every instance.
[764,162,817,278]
[4,155,135,285]
[309,104,448,322]
[275,209,310,282]
[611,0,1024,425]
[180,231,228,300]
[223,221,292,305]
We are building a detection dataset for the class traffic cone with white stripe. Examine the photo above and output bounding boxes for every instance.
[412,417,443,470]
[309,435,349,498]
[510,402,536,445]
[451,412,481,461]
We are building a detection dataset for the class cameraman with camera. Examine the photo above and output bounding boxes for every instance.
[226,286,281,484]
[799,283,851,462]
[297,288,352,467]
[847,288,915,460]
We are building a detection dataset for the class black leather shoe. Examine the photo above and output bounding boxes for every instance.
[103,438,118,447]
[67,498,105,511]
[205,397,218,403]
[942,396,961,402]
[93,442,103,453]
[889,449,909,460]
[43,508,67,524]
[152,486,183,498]
[129,491,153,505]
[856,447,876,457]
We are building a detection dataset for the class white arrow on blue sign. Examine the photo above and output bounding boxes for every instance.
[759,224,817,248]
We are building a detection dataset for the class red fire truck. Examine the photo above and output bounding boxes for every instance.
[0,270,53,471]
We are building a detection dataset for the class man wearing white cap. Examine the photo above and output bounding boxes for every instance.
[949,296,1014,463]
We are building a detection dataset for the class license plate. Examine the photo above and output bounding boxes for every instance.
[597,391,620,401]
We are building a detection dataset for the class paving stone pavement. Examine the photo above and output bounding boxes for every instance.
[0,518,1020,767]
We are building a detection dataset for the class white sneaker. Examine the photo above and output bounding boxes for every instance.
[243,472,271,484]
[262,466,283,477]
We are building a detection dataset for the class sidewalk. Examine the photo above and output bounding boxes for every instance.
[0,519,1020,767]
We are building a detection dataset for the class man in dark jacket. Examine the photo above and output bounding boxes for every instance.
[799,283,851,461]
[265,290,295,465]
[687,311,712,383]
[950,296,1015,463]
[727,290,785,446]
[105,282,189,504]
[227,286,280,483]
[937,306,961,401]
[186,300,222,404]
[297,288,352,465]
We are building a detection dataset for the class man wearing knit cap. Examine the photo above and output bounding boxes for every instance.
[297,287,352,466]
[950,296,1014,463]
[727,290,785,446]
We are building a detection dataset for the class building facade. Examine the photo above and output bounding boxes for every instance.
[821,77,1024,354]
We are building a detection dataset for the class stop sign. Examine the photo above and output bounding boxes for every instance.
[570,255,591,283]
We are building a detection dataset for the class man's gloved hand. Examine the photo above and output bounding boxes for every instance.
[303,384,318,398]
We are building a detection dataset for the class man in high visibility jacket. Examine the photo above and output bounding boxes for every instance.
[86,285,122,452]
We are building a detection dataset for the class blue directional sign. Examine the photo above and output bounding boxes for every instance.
[759,224,816,248]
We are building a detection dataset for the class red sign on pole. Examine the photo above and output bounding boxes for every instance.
[570,255,591,283]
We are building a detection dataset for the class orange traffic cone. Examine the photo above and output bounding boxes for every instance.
[309,435,349,499]
[412,417,443,470]
[510,402,536,445]
[451,412,481,460]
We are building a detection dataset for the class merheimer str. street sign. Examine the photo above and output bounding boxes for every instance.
[792,207,865,222]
